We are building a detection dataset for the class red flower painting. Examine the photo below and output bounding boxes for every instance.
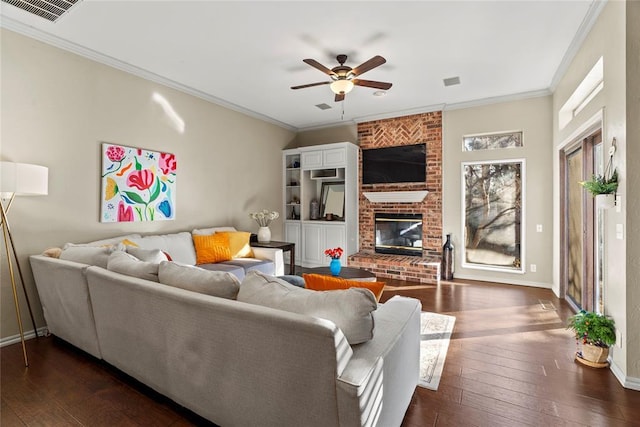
[127,169,155,191]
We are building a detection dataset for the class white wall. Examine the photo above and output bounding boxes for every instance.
[0,29,295,339]
[443,96,554,288]
[552,0,636,381]
[293,124,358,147]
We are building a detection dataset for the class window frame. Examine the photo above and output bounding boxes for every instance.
[460,158,526,274]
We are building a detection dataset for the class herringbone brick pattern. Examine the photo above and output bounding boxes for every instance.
[356,111,443,272]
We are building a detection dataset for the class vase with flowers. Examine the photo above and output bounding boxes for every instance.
[324,247,344,276]
[249,209,279,243]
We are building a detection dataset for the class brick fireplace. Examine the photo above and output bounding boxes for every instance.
[348,111,443,284]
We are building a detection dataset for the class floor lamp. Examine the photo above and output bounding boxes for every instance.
[0,162,48,367]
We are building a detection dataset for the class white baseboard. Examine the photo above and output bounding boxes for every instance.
[610,360,640,391]
[452,274,552,289]
[0,327,48,347]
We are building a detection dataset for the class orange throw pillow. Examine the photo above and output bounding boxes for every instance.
[193,233,232,264]
[302,273,385,302]
[217,231,254,258]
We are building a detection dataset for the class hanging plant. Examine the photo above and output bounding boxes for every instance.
[580,169,618,196]
[579,144,618,196]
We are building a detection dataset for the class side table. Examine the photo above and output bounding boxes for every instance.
[250,240,296,275]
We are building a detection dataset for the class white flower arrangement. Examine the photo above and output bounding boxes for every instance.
[249,209,279,227]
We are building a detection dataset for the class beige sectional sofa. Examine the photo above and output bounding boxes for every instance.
[29,228,422,427]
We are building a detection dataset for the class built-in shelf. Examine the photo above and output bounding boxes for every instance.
[363,190,429,203]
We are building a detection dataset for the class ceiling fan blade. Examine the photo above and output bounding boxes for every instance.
[352,55,386,76]
[353,79,392,90]
[303,59,337,76]
[291,81,331,90]
[335,93,345,102]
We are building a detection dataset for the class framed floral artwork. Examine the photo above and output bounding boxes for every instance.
[100,143,177,222]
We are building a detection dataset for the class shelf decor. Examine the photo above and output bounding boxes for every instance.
[249,209,279,243]
[101,143,176,222]
[325,247,344,276]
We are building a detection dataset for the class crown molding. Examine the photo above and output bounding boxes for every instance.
[0,17,297,132]
[549,0,608,91]
[443,89,552,112]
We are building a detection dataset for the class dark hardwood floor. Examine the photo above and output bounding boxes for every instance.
[2,277,639,426]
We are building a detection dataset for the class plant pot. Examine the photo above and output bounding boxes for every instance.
[581,343,609,364]
[596,193,615,210]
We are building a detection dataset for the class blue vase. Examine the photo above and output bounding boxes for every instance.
[329,258,341,276]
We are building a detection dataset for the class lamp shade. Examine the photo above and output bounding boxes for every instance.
[0,162,48,196]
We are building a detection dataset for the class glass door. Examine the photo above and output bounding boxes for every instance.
[562,130,601,311]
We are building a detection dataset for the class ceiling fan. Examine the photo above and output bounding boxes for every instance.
[291,54,392,102]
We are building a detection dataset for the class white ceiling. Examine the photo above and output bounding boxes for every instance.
[1,0,603,131]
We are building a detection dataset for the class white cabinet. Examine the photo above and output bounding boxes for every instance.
[284,222,301,263]
[301,151,323,169]
[323,147,346,168]
[301,147,346,170]
[301,223,346,266]
[283,142,358,268]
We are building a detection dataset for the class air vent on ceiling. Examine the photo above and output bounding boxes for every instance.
[2,0,82,22]
[443,76,461,87]
[315,103,332,111]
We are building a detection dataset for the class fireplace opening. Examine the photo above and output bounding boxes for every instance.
[375,213,423,256]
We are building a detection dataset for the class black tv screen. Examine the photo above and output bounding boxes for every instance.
[362,143,426,184]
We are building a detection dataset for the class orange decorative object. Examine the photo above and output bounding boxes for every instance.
[302,273,385,302]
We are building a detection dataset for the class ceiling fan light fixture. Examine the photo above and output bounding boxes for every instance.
[330,79,354,95]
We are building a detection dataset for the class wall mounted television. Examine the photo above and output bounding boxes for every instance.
[362,143,426,184]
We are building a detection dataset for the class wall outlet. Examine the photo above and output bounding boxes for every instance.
[616,330,622,348]
[530,264,537,273]
[536,224,543,232]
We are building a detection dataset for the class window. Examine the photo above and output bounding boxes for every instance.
[463,131,523,151]
[462,159,524,272]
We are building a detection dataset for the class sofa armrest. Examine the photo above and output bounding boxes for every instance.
[251,247,284,276]
[29,255,103,358]
[336,295,421,427]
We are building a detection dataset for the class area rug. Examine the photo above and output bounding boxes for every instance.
[418,311,456,390]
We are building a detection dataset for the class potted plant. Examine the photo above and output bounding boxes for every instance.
[580,169,618,209]
[567,310,616,366]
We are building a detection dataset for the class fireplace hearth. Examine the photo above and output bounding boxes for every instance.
[374,213,423,256]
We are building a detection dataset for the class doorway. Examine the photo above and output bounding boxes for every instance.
[561,130,602,312]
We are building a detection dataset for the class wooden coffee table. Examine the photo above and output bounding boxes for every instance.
[307,266,376,282]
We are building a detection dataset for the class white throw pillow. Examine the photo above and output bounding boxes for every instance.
[107,251,159,282]
[126,247,168,264]
[128,232,196,265]
[59,245,119,268]
[158,261,241,300]
[237,271,377,344]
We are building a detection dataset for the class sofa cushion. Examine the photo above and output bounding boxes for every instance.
[278,275,306,288]
[86,234,142,246]
[198,263,246,280]
[107,251,159,282]
[303,274,385,302]
[238,271,377,344]
[217,231,254,258]
[126,247,168,263]
[193,234,232,264]
[59,245,116,268]
[158,261,240,299]
[221,258,274,276]
[128,232,196,265]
